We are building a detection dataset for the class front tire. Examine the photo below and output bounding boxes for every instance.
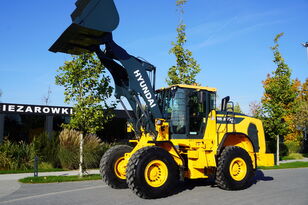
[215,146,254,190]
[126,146,179,199]
[100,145,133,189]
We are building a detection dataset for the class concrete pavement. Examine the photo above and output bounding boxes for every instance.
[0,169,100,181]
[279,157,308,164]
[0,180,20,199]
[1,168,308,205]
[0,169,100,199]
[0,158,307,203]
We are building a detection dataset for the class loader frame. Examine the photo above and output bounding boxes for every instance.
[49,0,274,199]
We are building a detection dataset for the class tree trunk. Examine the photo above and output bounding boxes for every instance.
[276,135,280,166]
[79,132,84,177]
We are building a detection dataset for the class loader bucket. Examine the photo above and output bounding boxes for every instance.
[49,0,119,55]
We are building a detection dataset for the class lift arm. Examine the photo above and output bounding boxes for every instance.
[49,0,162,136]
[92,33,163,135]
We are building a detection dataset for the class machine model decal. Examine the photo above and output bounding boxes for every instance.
[216,116,244,124]
[134,69,156,108]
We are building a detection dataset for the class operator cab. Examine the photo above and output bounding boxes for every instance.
[156,85,216,139]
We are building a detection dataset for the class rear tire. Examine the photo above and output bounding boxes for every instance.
[215,146,254,190]
[126,146,179,199]
[100,145,132,189]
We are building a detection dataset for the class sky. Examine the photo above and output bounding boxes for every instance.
[0,0,307,114]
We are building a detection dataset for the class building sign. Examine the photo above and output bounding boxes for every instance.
[0,103,73,116]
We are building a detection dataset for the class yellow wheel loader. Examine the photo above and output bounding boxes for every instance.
[49,0,274,199]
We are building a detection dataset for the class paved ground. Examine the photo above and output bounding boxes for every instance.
[0,169,99,199]
[279,158,308,163]
[0,170,100,181]
[0,168,308,205]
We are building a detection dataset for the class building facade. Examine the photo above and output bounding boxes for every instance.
[0,103,130,144]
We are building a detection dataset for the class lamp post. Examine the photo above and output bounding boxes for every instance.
[302,42,308,61]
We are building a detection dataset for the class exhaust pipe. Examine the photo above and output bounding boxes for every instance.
[49,0,119,55]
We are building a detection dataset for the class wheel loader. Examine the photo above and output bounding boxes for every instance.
[49,0,274,199]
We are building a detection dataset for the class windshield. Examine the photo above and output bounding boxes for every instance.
[157,87,217,139]
[157,87,187,134]
[157,87,181,118]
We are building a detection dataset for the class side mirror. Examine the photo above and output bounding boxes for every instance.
[221,96,230,111]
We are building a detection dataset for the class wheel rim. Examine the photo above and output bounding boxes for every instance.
[229,157,247,181]
[144,160,168,187]
[114,157,126,179]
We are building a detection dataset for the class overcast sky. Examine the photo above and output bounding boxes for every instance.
[0,0,307,114]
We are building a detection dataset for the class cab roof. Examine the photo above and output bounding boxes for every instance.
[157,84,217,92]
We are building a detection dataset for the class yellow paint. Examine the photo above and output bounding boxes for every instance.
[144,160,168,187]
[155,142,184,166]
[229,157,247,181]
[223,134,254,153]
[186,149,207,179]
[155,119,169,141]
[157,84,217,92]
[114,157,126,179]
[114,88,274,181]
[256,153,275,166]
[127,123,133,133]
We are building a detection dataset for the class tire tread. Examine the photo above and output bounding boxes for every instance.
[215,146,254,190]
[100,145,132,189]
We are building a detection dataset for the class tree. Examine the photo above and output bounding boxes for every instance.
[260,33,299,143]
[55,53,115,176]
[166,0,201,85]
[295,101,308,132]
[233,103,243,113]
[299,78,308,102]
[249,101,262,118]
[42,86,52,105]
[283,78,302,143]
[294,78,308,135]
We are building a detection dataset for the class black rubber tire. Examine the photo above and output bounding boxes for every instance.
[215,146,255,190]
[100,145,133,189]
[126,146,179,199]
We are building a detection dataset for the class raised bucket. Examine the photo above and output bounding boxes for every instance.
[49,0,119,55]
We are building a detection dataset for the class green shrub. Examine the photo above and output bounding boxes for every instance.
[284,141,301,153]
[0,133,60,171]
[83,134,103,168]
[282,153,304,160]
[0,151,11,170]
[33,132,60,167]
[39,162,54,170]
[58,129,80,169]
[267,141,289,157]
[0,141,36,170]
[280,143,289,157]
[58,146,79,170]
[58,129,111,170]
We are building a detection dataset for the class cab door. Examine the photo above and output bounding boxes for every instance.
[188,91,207,139]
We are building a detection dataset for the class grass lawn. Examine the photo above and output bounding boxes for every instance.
[0,168,65,175]
[19,174,101,184]
[259,161,308,170]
